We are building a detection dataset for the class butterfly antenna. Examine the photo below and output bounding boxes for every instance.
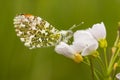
[69,22,84,30]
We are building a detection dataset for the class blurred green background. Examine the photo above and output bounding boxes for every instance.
[0,0,120,80]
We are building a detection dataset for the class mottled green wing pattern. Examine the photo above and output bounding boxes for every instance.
[14,14,61,49]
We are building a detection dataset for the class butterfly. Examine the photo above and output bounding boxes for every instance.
[13,14,74,49]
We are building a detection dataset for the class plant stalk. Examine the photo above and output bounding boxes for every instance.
[90,58,95,80]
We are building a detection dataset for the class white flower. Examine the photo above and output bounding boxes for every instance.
[55,42,75,58]
[72,30,98,56]
[87,22,106,41]
[81,43,98,56]
[116,73,120,80]
[55,42,83,63]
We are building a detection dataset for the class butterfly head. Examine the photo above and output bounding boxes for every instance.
[59,22,84,43]
[59,30,73,43]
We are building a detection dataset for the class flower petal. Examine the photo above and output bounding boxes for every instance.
[81,42,98,56]
[87,22,106,41]
[55,42,76,59]
[72,30,98,54]
[116,73,120,80]
[55,42,83,63]
[73,30,93,42]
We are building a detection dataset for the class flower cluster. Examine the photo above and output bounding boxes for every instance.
[55,22,106,63]
[55,22,120,80]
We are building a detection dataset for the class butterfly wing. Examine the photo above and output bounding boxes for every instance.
[14,14,61,49]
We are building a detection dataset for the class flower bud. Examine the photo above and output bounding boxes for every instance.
[113,62,118,70]
[99,39,107,48]
[74,53,83,63]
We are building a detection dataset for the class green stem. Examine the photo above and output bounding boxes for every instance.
[90,58,95,80]
[83,61,90,65]
[114,31,119,47]
[97,56,106,76]
[83,60,100,80]
[104,48,108,70]
[94,70,101,80]
[108,48,120,75]
[106,31,120,79]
